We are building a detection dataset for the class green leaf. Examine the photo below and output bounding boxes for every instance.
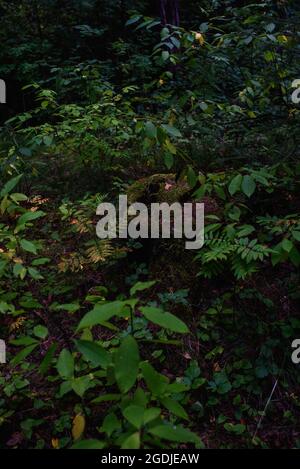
[144,408,161,424]
[39,343,57,375]
[10,336,38,346]
[57,349,74,379]
[241,175,256,198]
[0,174,23,197]
[125,16,141,27]
[145,121,157,139]
[255,365,268,378]
[282,238,293,253]
[71,375,91,397]
[264,50,275,62]
[140,361,168,396]
[289,246,300,267]
[19,147,32,156]
[149,423,201,444]
[77,301,126,330]
[292,231,300,242]
[75,340,110,368]
[130,280,156,297]
[228,174,242,195]
[123,405,144,429]
[121,432,140,449]
[31,257,50,266]
[11,343,38,367]
[162,50,170,61]
[91,393,121,404]
[164,152,174,170]
[224,423,246,435]
[16,210,45,230]
[20,239,38,254]
[28,267,43,280]
[33,325,48,339]
[140,306,189,333]
[160,397,188,420]
[10,193,27,203]
[164,138,177,154]
[161,124,182,138]
[71,439,105,449]
[187,166,197,189]
[100,412,121,437]
[55,303,80,313]
[13,263,27,279]
[114,336,140,393]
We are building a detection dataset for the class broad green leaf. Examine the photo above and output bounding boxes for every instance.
[130,280,156,297]
[28,267,43,280]
[144,408,161,424]
[133,387,148,407]
[161,124,182,138]
[121,432,140,449]
[166,382,189,393]
[164,152,174,170]
[13,263,27,279]
[292,231,300,242]
[31,257,50,266]
[282,238,293,253]
[33,325,48,339]
[100,412,121,437]
[140,361,168,396]
[228,174,242,195]
[289,246,300,267]
[160,397,188,420]
[187,166,197,188]
[0,174,23,197]
[57,348,74,379]
[125,16,141,27]
[10,336,37,346]
[71,375,91,397]
[59,380,72,397]
[145,121,157,139]
[39,343,57,375]
[241,175,256,198]
[77,301,126,330]
[162,50,170,61]
[91,393,121,404]
[114,335,140,393]
[19,147,32,156]
[16,210,45,230]
[140,306,189,333]
[224,423,246,435]
[55,303,80,313]
[10,193,27,203]
[20,239,38,254]
[149,423,201,444]
[123,405,144,429]
[164,138,177,154]
[75,340,110,368]
[11,343,38,367]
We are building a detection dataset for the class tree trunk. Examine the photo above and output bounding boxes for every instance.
[159,0,180,27]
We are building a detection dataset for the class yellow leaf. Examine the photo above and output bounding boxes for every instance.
[195,32,204,46]
[72,414,86,441]
[51,438,59,449]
